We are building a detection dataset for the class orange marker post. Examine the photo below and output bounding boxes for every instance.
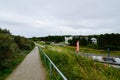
[76,41,79,53]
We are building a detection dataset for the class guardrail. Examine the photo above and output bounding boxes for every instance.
[37,44,67,80]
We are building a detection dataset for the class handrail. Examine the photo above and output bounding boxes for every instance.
[36,43,67,80]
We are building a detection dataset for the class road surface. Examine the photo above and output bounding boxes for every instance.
[6,46,46,80]
[79,52,120,69]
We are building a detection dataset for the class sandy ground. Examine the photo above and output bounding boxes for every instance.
[6,46,46,80]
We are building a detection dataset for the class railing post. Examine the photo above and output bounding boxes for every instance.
[50,63,52,78]
[44,56,46,64]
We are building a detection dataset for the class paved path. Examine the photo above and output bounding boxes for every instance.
[6,46,46,80]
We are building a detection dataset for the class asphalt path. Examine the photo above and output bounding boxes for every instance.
[6,46,46,80]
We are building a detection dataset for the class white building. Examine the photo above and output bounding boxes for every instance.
[91,38,97,44]
[65,36,73,44]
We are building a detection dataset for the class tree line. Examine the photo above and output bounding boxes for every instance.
[98,33,120,50]
[32,33,120,50]
[31,35,65,43]
[0,28,34,70]
[68,33,120,50]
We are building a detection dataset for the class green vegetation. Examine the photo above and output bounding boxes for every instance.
[0,50,30,80]
[31,35,65,43]
[40,44,120,80]
[98,33,120,50]
[78,46,120,56]
[68,33,120,50]
[33,33,120,50]
[0,28,34,80]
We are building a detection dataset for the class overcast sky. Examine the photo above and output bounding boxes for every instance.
[0,0,120,37]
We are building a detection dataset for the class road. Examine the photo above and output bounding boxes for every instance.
[79,52,120,69]
[6,46,46,80]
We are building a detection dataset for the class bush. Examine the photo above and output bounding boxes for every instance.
[0,34,18,60]
[0,29,34,70]
[0,28,34,79]
[14,36,34,50]
[87,44,100,49]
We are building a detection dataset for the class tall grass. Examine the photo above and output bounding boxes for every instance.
[42,45,120,80]
[80,46,120,56]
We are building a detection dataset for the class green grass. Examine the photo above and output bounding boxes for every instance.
[39,44,120,80]
[60,45,120,57]
[36,41,46,45]
[79,46,120,56]
[38,40,120,56]
[0,50,31,80]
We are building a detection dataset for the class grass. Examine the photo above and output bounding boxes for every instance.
[37,41,120,56]
[63,46,120,57]
[36,41,45,45]
[0,50,31,80]
[80,46,120,56]
[38,48,51,80]
[38,43,120,80]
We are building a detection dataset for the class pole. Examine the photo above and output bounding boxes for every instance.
[107,48,110,57]
[76,41,79,53]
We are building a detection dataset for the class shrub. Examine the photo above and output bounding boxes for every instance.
[14,36,34,50]
[87,44,100,49]
[0,34,18,60]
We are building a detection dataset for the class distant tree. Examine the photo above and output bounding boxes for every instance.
[0,28,10,34]
[68,37,79,46]
[80,37,88,46]
[31,37,40,41]
[39,35,64,43]
[98,33,120,50]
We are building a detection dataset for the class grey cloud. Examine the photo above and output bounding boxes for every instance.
[0,0,120,37]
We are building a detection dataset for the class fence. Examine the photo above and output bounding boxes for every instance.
[37,44,67,80]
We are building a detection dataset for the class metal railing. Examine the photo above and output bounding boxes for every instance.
[37,44,67,80]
